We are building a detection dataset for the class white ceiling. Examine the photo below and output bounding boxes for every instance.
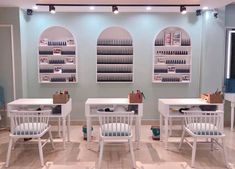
[0,0,234,12]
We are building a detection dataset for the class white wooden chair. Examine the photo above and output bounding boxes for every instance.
[6,110,54,167]
[178,110,228,168]
[97,111,136,169]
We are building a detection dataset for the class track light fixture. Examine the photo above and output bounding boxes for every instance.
[180,5,187,14]
[37,3,200,14]
[196,9,202,16]
[49,5,56,14]
[112,6,119,14]
[213,9,218,18]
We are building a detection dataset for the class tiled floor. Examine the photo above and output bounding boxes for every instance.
[0,125,234,169]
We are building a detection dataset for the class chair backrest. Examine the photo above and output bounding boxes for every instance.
[97,111,134,137]
[9,110,51,136]
[183,110,224,136]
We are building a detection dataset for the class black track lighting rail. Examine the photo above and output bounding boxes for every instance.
[36,3,200,7]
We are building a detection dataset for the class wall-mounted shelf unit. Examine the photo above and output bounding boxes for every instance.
[38,26,77,83]
[97,27,133,83]
[153,27,192,83]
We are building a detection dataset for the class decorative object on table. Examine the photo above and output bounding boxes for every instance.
[201,89,223,103]
[150,126,160,140]
[82,124,93,140]
[179,107,190,113]
[53,90,70,104]
[199,105,217,111]
[52,105,61,114]
[128,90,145,103]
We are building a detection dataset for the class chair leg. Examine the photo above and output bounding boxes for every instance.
[49,127,55,149]
[169,117,173,136]
[129,139,136,169]
[191,138,197,168]
[6,137,13,167]
[38,138,44,166]
[97,140,104,169]
[211,138,214,151]
[58,117,61,138]
[179,128,186,150]
[98,136,101,152]
[221,138,229,168]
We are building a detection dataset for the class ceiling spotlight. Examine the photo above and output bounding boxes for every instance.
[213,11,218,18]
[112,6,119,14]
[49,5,56,14]
[203,6,209,10]
[180,6,187,15]
[89,6,95,10]
[32,5,38,10]
[212,8,219,18]
[146,6,152,11]
[196,9,202,16]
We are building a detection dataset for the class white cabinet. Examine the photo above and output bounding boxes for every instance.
[97,27,133,83]
[38,26,77,83]
[153,27,192,83]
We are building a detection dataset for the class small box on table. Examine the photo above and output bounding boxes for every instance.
[53,93,69,104]
[201,93,223,103]
[128,92,143,103]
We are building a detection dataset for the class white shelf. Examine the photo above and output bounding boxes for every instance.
[155,45,191,48]
[153,26,192,84]
[97,54,133,57]
[153,81,190,84]
[97,63,132,65]
[39,64,76,66]
[96,27,134,83]
[39,54,76,56]
[39,45,76,50]
[96,81,133,84]
[97,45,132,48]
[38,26,78,84]
[40,81,77,84]
[97,73,133,75]
[155,55,191,57]
[154,64,191,66]
[154,73,190,75]
[40,73,76,75]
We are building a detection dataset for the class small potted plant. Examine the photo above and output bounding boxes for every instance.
[82,124,93,140]
[150,126,160,140]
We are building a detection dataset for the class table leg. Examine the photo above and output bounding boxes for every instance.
[160,114,163,141]
[67,114,71,142]
[86,116,91,143]
[58,117,61,138]
[62,117,66,149]
[231,103,234,131]
[169,117,172,136]
[135,117,141,149]
[164,116,169,149]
